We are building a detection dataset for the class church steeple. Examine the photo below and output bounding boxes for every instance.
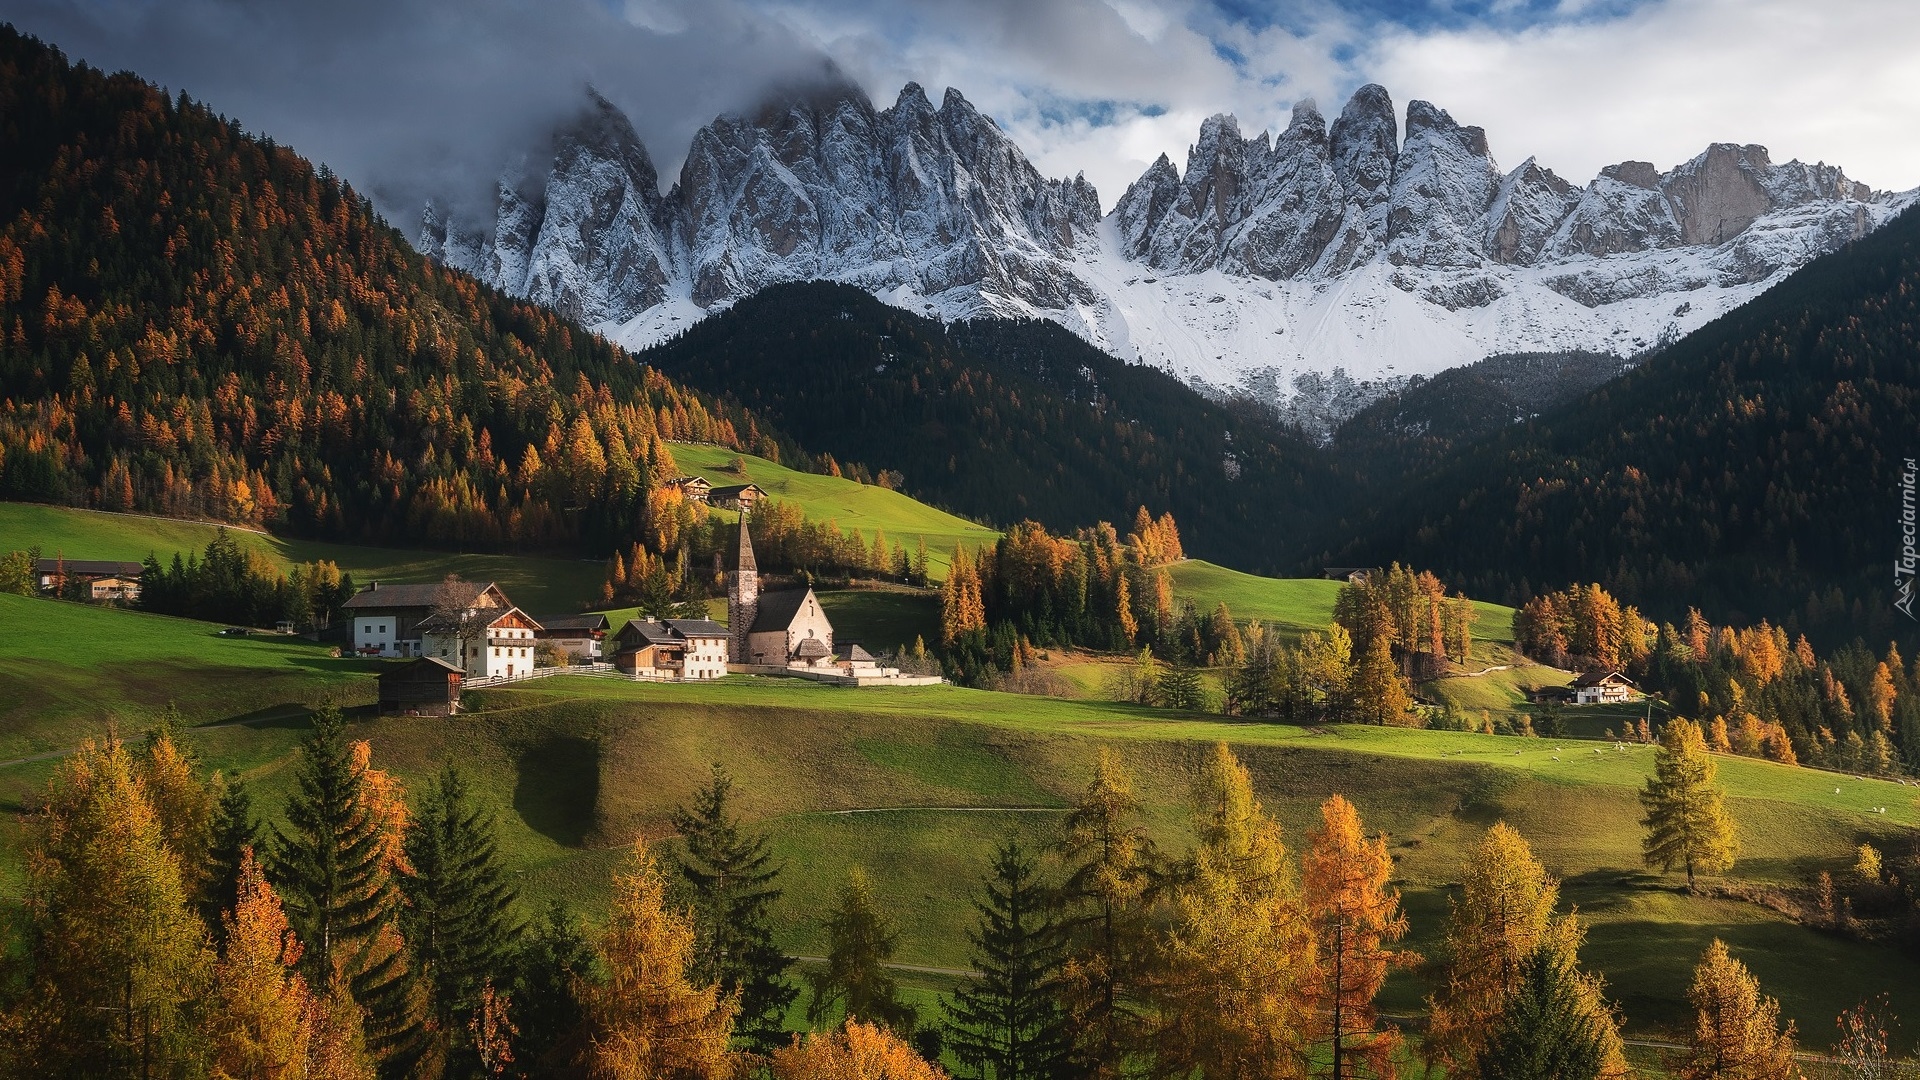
[726,514,759,664]
[735,509,757,573]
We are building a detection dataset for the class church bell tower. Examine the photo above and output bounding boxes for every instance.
[726,513,759,664]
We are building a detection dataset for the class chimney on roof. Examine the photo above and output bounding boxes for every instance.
[370,580,379,590]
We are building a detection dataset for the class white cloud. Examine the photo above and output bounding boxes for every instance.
[5,0,1915,225]
[1366,0,1920,189]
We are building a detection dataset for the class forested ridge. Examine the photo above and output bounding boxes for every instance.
[1312,202,1920,644]
[635,281,1340,573]
[0,26,803,557]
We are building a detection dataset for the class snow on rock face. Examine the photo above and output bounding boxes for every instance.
[422,81,1915,404]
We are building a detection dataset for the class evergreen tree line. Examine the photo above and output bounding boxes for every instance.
[133,527,356,629]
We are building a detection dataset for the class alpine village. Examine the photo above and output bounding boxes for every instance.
[5,13,1920,1080]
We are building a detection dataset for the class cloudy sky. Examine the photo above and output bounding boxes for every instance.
[8,0,1919,222]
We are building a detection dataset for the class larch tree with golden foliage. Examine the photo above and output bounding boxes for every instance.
[3,737,214,1079]
[771,1020,946,1080]
[206,848,316,1079]
[1056,749,1157,1080]
[1302,795,1414,1080]
[1154,742,1316,1080]
[1426,823,1626,1080]
[1672,940,1799,1080]
[1640,719,1739,887]
[583,840,738,1080]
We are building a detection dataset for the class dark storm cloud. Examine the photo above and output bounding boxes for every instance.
[2,0,838,225]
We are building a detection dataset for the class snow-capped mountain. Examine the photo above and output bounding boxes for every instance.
[419,82,1915,398]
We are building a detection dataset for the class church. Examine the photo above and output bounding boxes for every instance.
[726,514,837,667]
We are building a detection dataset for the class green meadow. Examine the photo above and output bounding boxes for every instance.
[667,443,1001,576]
[0,502,606,614]
[2,593,1917,1050]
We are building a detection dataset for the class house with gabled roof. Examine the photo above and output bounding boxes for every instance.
[341,579,512,658]
[420,605,543,680]
[611,616,728,680]
[1571,670,1638,705]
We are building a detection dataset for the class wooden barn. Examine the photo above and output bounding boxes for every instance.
[377,656,464,716]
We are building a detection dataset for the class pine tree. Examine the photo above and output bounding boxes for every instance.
[944,840,1071,1080]
[1303,794,1414,1080]
[1672,940,1798,1080]
[1156,661,1205,711]
[8,738,214,1078]
[402,762,524,1064]
[1477,945,1610,1080]
[206,849,318,1078]
[809,867,916,1033]
[203,771,260,938]
[506,902,596,1075]
[1056,749,1156,1080]
[1640,719,1739,887]
[1153,743,1314,1080]
[583,841,738,1080]
[670,764,796,1052]
[269,705,417,1071]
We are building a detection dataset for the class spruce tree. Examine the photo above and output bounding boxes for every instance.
[671,764,796,1051]
[1640,719,1739,887]
[401,763,524,1059]
[944,840,1070,1080]
[269,705,415,1071]
[1477,946,1608,1080]
[203,771,259,936]
[506,902,597,1075]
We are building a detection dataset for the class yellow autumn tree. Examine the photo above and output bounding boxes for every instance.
[583,840,738,1080]
[4,737,214,1077]
[1427,823,1626,1080]
[771,1020,945,1080]
[1302,795,1414,1080]
[1154,743,1315,1080]
[1671,940,1799,1080]
[139,727,215,893]
[207,848,316,1079]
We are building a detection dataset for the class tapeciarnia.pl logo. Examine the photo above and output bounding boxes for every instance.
[1900,457,1918,620]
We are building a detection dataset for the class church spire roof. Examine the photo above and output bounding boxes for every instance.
[735,513,757,574]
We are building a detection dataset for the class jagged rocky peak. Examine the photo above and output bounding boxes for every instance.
[1483,156,1578,265]
[1385,99,1502,269]
[1328,83,1398,204]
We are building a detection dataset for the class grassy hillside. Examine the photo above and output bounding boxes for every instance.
[669,444,1000,577]
[1165,559,1516,644]
[0,592,379,761]
[1,594,1915,1047]
[0,502,607,614]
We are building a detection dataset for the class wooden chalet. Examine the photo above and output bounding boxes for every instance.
[709,483,767,515]
[377,656,464,716]
[666,476,712,504]
[1571,670,1638,705]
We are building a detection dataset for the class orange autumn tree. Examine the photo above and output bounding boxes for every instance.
[1302,795,1416,1080]
[206,849,317,1079]
[772,1020,946,1080]
[583,840,738,1080]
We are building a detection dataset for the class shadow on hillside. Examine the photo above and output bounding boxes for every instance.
[515,736,600,847]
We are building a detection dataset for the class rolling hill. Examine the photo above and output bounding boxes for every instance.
[0,592,1914,1049]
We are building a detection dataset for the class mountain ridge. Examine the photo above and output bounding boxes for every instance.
[421,79,1915,399]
